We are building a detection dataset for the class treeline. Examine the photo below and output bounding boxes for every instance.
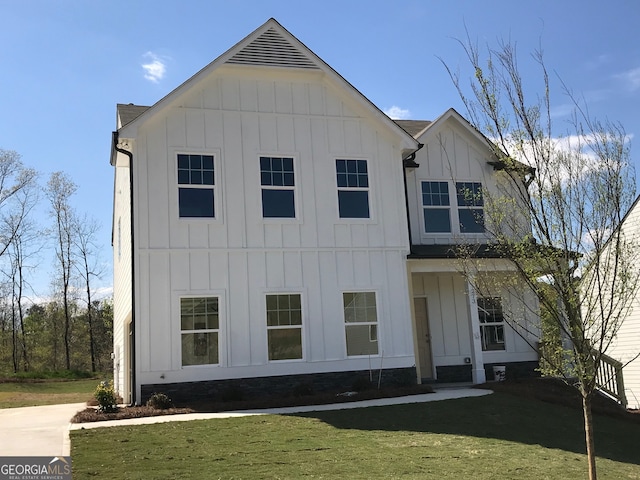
[1,300,113,374]
[0,148,112,374]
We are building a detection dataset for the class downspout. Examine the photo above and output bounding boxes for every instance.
[112,131,137,406]
[402,143,423,255]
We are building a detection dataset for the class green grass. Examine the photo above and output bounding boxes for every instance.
[0,378,98,408]
[70,392,640,479]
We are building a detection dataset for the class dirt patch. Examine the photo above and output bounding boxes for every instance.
[482,377,640,423]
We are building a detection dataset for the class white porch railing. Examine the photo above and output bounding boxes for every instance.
[596,353,627,408]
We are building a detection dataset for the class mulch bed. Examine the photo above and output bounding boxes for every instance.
[71,384,435,423]
[72,377,640,424]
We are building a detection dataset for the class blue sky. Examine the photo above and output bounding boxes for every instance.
[1,0,639,297]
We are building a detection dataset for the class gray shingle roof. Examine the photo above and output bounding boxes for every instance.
[395,120,431,137]
[117,104,150,127]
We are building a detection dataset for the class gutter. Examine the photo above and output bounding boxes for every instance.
[112,131,137,406]
[402,144,423,254]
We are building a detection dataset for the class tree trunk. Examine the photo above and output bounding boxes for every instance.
[582,393,597,480]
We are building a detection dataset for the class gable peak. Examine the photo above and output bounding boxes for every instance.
[225,23,320,70]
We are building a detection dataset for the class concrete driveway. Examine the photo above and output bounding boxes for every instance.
[0,403,85,456]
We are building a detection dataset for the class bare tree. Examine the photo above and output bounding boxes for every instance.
[73,214,104,372]
[46,172,77,371]
[0,149,37,259]
[443,37,639,480]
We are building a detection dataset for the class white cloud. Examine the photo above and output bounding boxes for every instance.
[384,105,412,120]
[142,52,167,83]
[615,67,640,92]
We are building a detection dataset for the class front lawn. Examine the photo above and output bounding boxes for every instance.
[70,392,640,479]
[0,378,98,408]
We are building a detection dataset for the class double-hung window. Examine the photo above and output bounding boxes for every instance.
[336,159,370,218]
[478,297,505,351]
[177,154,215,218]
[422,181,451,233]
[343,292,378,356]
[181,297,219,366]
[260,157,295,218]
[456,182,484,233]
[266,294,302,360]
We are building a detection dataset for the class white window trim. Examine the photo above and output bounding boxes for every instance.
[341,289,381,358]
[335,157,376,223]
[418,179,486,238]
[176,291,226,369]
[258,153,302,223]
[264,291,305,362]
[174,148,223,223]
[478,296,506,352]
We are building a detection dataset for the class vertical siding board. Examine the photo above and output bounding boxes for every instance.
[239,79,258,112]
[309,118,334,247]
[276,116,295,152]
[148,253,171,371]
[247,251,267,364]
[274,82,293,114]
[145,127,170,249]
[302,251,325,361]
[265,251,284,288]
[202,77,220,109]
[258,115,278,152]
[228,252,250,366]
[257,80,275,112]
[220,77,240,111]
[222,112,246,248]
[283,251,303,287]
[185,110,205,148]
[318,251,343,360]
[189,251,210,290]
[336,251,354,287]
[291,82,310,115]
[135,138,149,250]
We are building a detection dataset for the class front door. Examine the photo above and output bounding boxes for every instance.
[414,297,433,379]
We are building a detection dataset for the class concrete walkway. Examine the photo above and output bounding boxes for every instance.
[0,388,493,457]
[0,403,86,457]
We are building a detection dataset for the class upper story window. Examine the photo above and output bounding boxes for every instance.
[336,159,370,218]
[260,157,295,218]
[456,182,484,233]
[477,297,505,351]
[422,181,451,233]
[177,154,215,218]
[420,180,485,234]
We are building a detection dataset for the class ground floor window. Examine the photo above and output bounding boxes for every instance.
[180,297,219,366]
[343,291,378,356]
[478,297,505,351]
[266,293,302,360]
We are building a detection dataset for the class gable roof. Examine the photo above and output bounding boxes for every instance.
[395,120,432,137]
[117,18,419,154]
[117,104,150,128]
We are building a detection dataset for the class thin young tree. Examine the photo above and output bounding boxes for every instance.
[0,149,37,259]
[442,37,640,480]
[46,172,77,371]
[73,214,104,372]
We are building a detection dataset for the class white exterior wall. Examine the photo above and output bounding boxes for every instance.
[126,66,414,391]
[605,200,640,409]
[112,159,132,399]
[411,270,538,370]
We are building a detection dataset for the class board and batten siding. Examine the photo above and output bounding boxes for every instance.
[406,118,496,246]
[127,66,415,387]
[411,271,539,370]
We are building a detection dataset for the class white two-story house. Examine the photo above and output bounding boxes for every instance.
[111,18,539,404]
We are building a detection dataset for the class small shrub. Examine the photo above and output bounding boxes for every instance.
[292,382,314,397]
[94,381,118,413]
[221,386,244,402]
[146,392,173,409]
